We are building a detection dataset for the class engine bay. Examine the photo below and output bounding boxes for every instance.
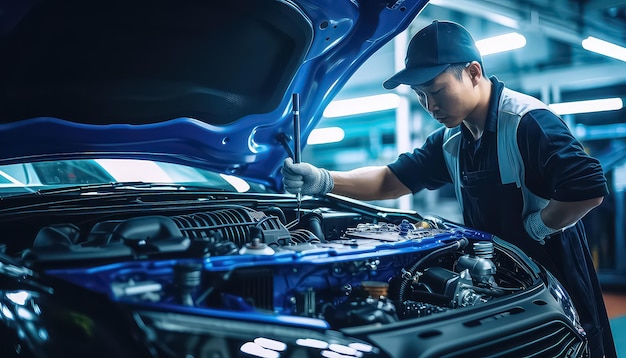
[5,198,536,330]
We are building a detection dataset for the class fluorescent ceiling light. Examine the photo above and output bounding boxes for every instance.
[582,36,626,62]
[476,32,526,56]
[323,93,400,118]
[549,97,623,115]
[307,127,345,145]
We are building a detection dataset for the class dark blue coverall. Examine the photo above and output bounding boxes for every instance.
[389,77,617,358]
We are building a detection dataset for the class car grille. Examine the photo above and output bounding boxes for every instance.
[442,321,586,358]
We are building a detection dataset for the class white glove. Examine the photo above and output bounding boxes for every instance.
[281,157,334,195]
[523,211,559,245]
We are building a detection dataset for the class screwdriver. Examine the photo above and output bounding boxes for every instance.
[292,93,302,223]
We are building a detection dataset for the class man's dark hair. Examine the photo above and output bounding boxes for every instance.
[447,62,486,80]
[447,63,468,80]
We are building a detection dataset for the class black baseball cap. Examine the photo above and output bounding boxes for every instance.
[383,20,482,89]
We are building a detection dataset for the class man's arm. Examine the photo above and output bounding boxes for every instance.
[281,158,411,200]
[330,166,412,200]
[540,197,604,230]
[518,110,609,242]
[524,196,604,243]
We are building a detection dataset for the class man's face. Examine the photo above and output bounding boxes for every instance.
[411,65,478,128]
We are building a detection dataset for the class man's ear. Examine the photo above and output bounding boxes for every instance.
[467,61,482,84]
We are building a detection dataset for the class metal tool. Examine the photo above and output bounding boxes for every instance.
[292,93,302,222]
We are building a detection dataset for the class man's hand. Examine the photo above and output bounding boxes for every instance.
[281,157,334,195]
[523,210,559,245]
[524,198,598,244]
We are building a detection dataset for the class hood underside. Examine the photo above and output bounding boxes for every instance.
[0,0,428,190]
[0,0,312,124]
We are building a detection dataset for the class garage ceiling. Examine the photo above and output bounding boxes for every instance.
[345,0,626,97]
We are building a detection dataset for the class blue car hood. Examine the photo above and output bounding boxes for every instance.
[0,0,428,191]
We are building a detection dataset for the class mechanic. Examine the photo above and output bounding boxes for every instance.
[282,20,616,357]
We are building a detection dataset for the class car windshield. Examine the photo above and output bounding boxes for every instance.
[0,159,269,196]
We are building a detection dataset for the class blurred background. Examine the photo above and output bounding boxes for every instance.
[301,0,626,288]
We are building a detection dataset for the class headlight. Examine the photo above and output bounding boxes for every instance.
[543,270,585,336]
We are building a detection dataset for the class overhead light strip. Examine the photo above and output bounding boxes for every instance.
[307,127,345,145]
[475,32,527,56]
[323,93,400,118]
[549,98,623,115]
[582,36,626,62]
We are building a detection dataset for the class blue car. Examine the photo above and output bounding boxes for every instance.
[0,0,588,357]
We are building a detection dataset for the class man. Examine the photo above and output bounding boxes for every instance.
[282,20,616,357]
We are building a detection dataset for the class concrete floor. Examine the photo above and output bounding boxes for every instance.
[605,290,626,357]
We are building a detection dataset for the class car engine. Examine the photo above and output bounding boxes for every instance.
[8,199,535,331]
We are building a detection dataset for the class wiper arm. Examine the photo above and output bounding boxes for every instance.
[31,182,150,196]
[5,182,226,198]
[107,182,228,192]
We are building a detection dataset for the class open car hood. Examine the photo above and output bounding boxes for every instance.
[0,0,428,190]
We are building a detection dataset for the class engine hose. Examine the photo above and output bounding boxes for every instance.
[265,206,287,225]
[398,238,468,302]
[301,211,325,242]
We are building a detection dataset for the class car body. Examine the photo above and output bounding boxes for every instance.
[0,0,588,357]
